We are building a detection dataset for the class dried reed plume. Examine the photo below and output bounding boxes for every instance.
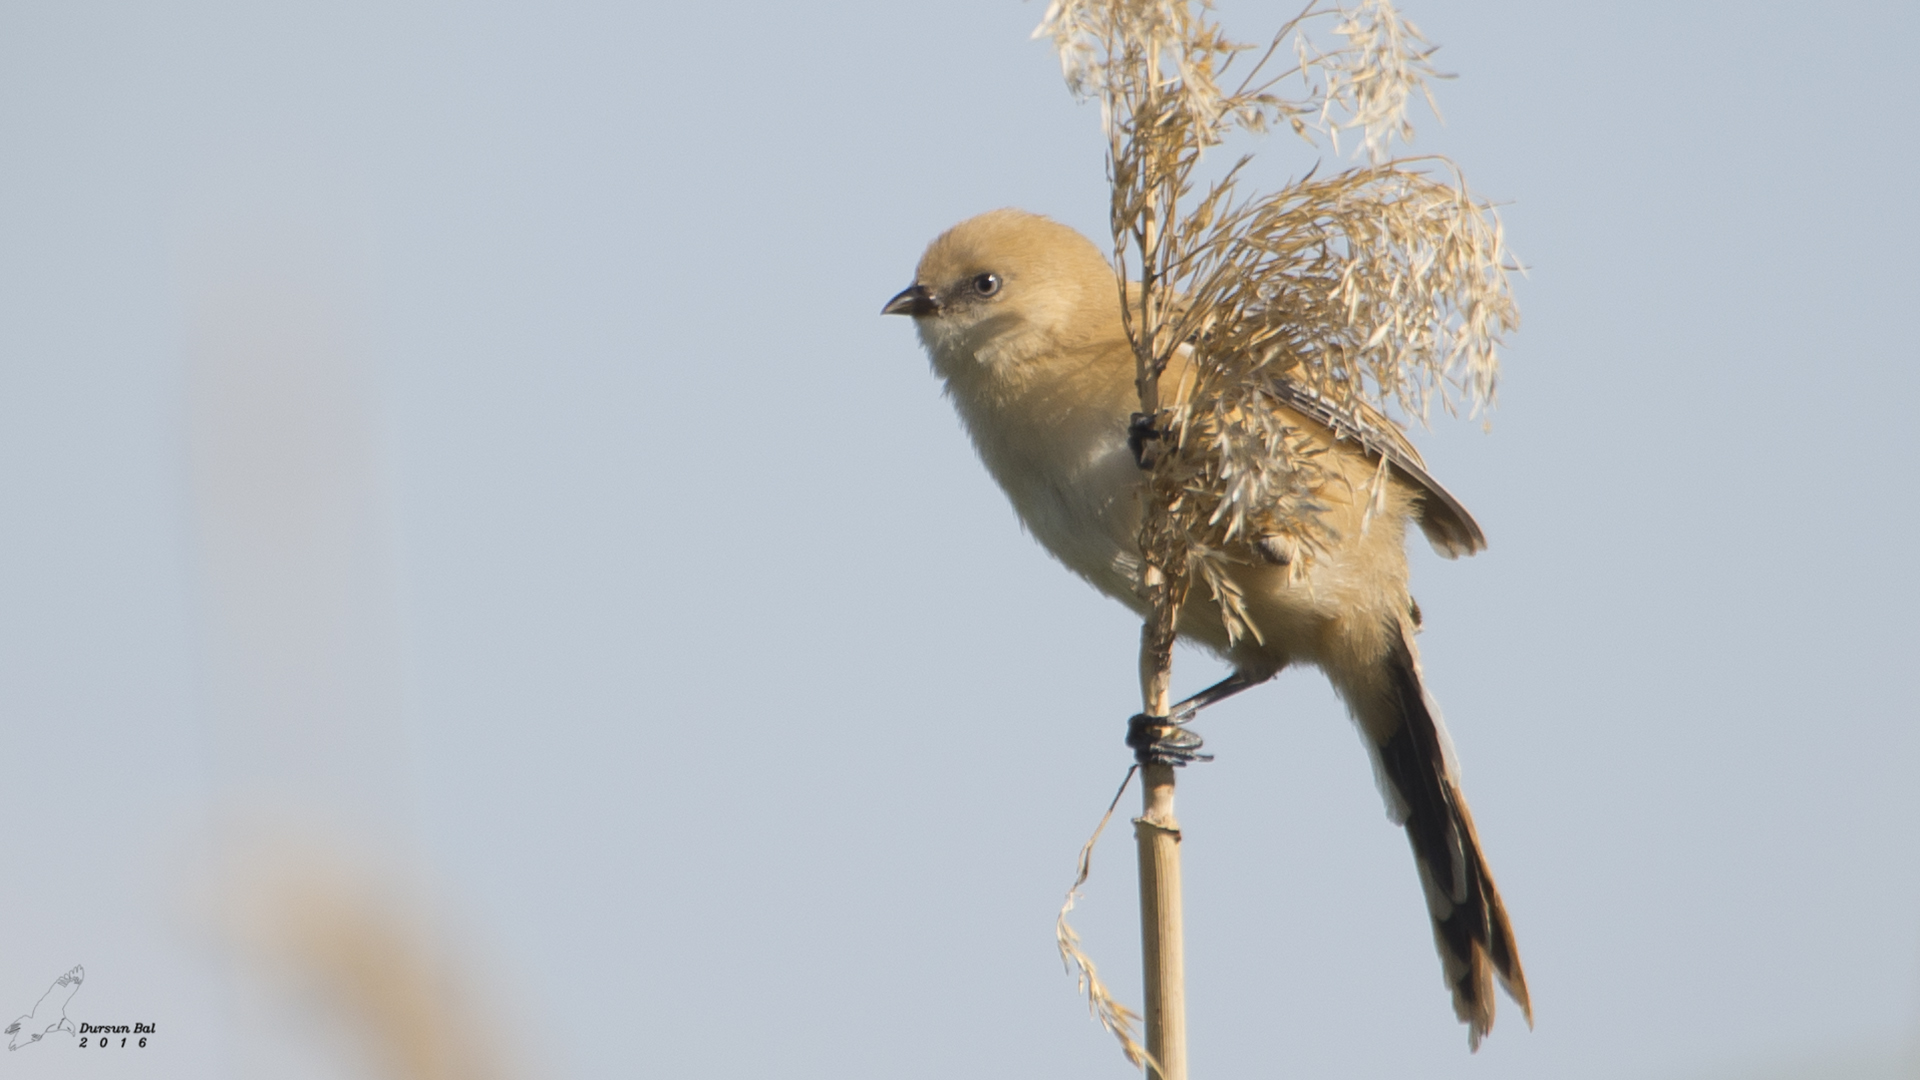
[1035,0,1516,645]
[220,842,516,1080]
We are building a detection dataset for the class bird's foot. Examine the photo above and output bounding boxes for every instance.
[1127,412,1166,470]
[1127,713,1213,767]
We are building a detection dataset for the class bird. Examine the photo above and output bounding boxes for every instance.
[6,965,83,1050]
[884,207,1530,1047]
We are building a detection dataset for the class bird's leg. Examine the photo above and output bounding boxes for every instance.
[1168,671,1268,722]
[1126,671,1271,766]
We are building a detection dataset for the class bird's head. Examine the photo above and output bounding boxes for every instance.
[884,209,1123,386]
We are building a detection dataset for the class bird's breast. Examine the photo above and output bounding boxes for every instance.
[965,397,1146,603]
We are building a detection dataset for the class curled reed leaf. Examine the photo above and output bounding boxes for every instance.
[1055,766,1161,1074]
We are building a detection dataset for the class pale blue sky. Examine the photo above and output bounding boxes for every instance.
[1,3,1916,1079]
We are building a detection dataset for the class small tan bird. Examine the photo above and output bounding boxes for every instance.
[886,208,1530,1047]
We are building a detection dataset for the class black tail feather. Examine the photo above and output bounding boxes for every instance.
[1373,623,1530,1048]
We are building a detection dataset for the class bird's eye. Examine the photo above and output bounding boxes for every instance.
[972,272,1002,297]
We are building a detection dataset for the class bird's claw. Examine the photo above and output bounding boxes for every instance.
[1127,412,1165,470]
[1127,713,1214,767]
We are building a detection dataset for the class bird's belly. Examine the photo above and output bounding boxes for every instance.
[978,414,1375,671]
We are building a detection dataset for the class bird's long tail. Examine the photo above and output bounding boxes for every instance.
[1341,618,1531,1048]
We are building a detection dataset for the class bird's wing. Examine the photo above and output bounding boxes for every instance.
[1266,378,1487,558]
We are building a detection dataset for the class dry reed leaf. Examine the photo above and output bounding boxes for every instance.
[1055,766,1161,1075]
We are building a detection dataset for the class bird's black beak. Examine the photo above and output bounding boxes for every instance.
[882,283,938,317]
